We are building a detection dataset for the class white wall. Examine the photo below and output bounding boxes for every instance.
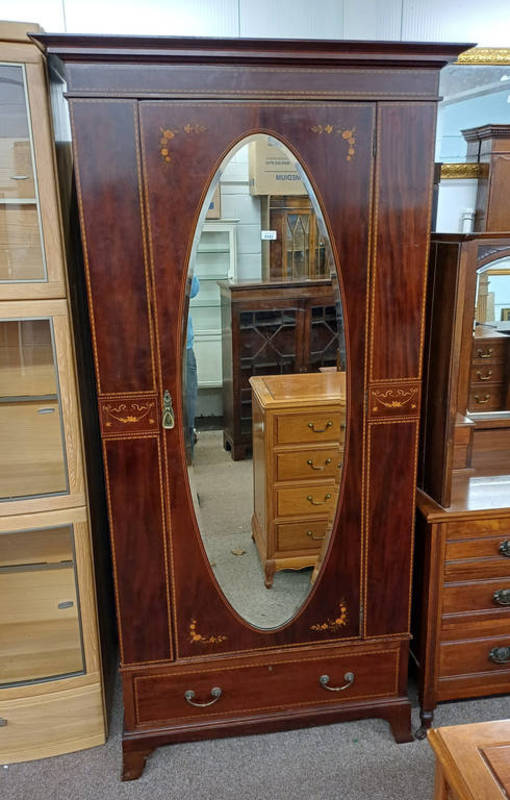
[220,145,262,281]
[1,0,510,43]
[436,179,478,232]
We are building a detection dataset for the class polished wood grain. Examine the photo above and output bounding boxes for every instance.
[463,125,510,232]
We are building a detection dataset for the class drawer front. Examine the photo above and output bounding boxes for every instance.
[134,647,399,726]
[277,484,338,518]
[276,447,342,482]
[446,518,510,538]
[472,340,506,365]
[442,578,510,616]
[0,683,104,763]
[468,385,505,411]
[439,635,510,679]
[276,520,330,552]
[470,363,506,384]
[277,412,344,445]
[445,535,510,581]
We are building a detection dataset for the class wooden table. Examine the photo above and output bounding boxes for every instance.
[428,720,510,799]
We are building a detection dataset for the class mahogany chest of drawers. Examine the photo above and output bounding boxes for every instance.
[250,371,345,588]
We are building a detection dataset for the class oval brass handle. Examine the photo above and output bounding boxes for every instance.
[184,687,222,707]
[476,370,493,381]
[477,347,494,359]
[489,646,510,664]
[499,540,510,557]
[306,458,331,471]
[0,718,7,727]
[162,389,175,430]
[474,394,490,405]
[307,421,333,433]
[306,493,332,506]
[319,672,355,692]
[493,589,510,606]
[307,529,326,542]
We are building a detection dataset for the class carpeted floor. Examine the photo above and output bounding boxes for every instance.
[2,681,510,799]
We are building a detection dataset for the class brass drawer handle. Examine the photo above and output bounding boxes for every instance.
[476,370,493,381]
[473,394,490,405]
[307,421,333,433]
[306,493,332,506]
[10,175,29,180]
[184,687,222,707]
[477,347,494,359]
[306,457,331,471]
[307,529,326,541]
[0,718,7,727]
[319,672,355,692]
[162,389,175,430]
[489,646,510,664]
[493,589,510,606]
[499,540,510,557]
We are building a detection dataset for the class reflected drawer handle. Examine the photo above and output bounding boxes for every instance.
[37,407,55,415]
[477,348,494,359]
[307,493,332,506]
[474,394,490,404]
[10,175,29,180]
[489,646,510,664]
[184,687,222,708]
[319,672,355,692]
[58,600,74,610]
[308,421,333,433]
[499,540,510,558]
[307,529,326,542]
[0,718,7,727]
[493,589,510,606]
[476,370,493,381]
[307,458,331,471]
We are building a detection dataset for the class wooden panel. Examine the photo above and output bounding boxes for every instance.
[0,204,43,281]
[277,483,338,518]
[104,437,171,664]
[447,518,510,538]
[442,578,510,616]
[366,421,417,636]
[446,534,510,563]
[371,103,436,380]
[70,100,155,394]
[487,156,510,232]
[277,413,344,445]
[439,634,510,678]
[0,682,104,763]
[276,446,342,481]
[134,646,399,726]
[276,520,329,552]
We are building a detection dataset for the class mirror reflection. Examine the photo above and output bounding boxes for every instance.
[471,256,510,414]
[182,135,346,629]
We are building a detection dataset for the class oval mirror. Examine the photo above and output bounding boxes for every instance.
[470,255,510,415]
[182,134,347,629]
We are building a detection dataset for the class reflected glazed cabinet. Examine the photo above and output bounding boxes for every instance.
[38,34,468,779]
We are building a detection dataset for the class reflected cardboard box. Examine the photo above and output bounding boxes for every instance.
[248,137,307,196]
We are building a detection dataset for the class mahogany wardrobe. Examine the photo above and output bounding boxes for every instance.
[36,35,468,779]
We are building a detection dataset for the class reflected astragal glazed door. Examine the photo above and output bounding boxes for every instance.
[140,102,375,658]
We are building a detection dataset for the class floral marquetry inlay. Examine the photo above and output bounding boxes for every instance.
[368,382,421,419]
[189,619,227,645]
[159,124,207,163]
[310,601,348,632]
[99,394,158,436]
[310,125,356,160]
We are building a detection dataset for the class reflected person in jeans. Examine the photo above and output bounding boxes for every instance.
[185,274,200,463]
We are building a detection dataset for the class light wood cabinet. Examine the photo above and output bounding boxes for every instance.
[0,23,110,764]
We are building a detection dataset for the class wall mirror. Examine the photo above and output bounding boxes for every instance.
[181,134,346,629]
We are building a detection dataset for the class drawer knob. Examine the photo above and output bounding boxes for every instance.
[477,347,494,359]
[307,493,332,506]
[473,394,490,405]
[476,370,493,381]
[307,421,333,433]
[489,646,510,664]
[499,540,510,558]
[493,589,510,606]
[306,457,331,471]
[307,529,326,542]
[0,718,7,727]
[184,686,222,708]
[319,672,355,692]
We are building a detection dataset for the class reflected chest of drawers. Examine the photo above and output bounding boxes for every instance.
[250,372,345,588]
[414,485,510,737]
[469,328,510,412]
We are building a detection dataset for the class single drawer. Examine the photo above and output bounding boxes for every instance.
[446,518,510,539]
[133,646,399,726]
[468,385,505,411]
[471,340,506,365]
[276,447,343,482]
[277,484,338,518]
[276,520,331,552]
[470,363,506,385]
[439,634,510,679]
[445,535,510,581]
[442,578,510,616]
[276,411,345,445]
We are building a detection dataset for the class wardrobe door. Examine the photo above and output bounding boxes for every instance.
[140,101,375,656]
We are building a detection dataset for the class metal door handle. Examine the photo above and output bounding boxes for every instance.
[306,493,332,506]
[307,421,333,433]
[477,348,494,358]
[489,646,510,664]
[184,687,222,707]
[319,672,354,691]
[493,589,510,606]
[162,390,175,430]
[499,540,510,557]
[306,458,331,471]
